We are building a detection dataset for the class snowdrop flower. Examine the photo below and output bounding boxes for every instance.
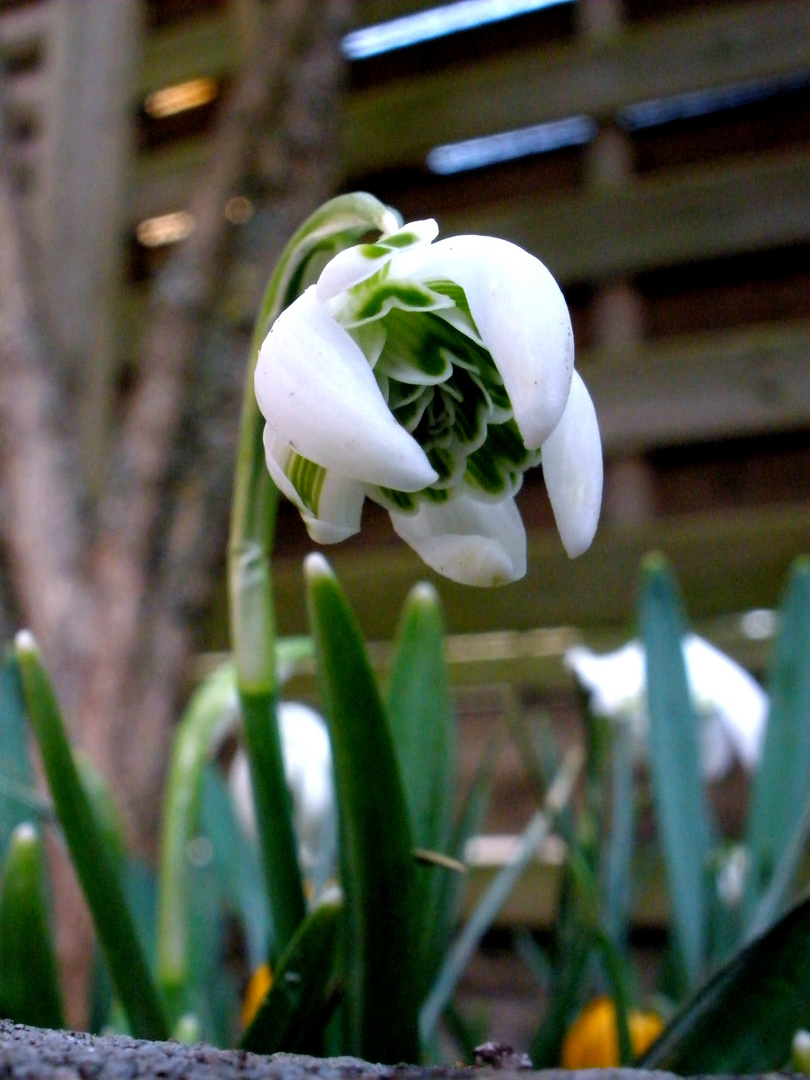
[230,701,336,895]
[255,217,602,586]
[565,635,768,780]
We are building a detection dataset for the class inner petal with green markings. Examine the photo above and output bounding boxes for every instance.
[324,260,540,515]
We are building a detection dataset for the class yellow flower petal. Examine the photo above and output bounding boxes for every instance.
[561,996,664,1068]
[241,963,273,1030]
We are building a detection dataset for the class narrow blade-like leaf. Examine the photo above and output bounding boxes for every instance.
[638,554,714,989]
[0,822,63,1029]
[640,891,810,1073]
[745,557,810,920]
[240,889,343,1055]
[386,582,455,995]
[14,632,168,1040]
[0,651,46,841]
[305,553,419,1064]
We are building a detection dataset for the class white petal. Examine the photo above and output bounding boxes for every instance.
[302,476,366,544]
[564,641,646,717]
[255,287,438,491]
[683,634,768,770]
[541,370,603,558]
[699,712,735,781]
[262,427,365,543]
[394,235,574,449]
[316,219,439,303]
[390,492,526,586]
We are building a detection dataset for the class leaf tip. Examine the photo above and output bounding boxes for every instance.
[9,821,38,848]
[641,550,670,576]
[408,581,440,608]
[303,551,333,582]
[13,630,38,659]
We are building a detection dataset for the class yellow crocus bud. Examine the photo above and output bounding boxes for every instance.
[241,963,273,1030]
[561,996,664,1068]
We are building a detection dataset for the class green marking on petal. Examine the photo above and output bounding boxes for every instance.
[353,281,455,324]
[378,487,417,512]
[384,230,421,249]
[465,420,532,497]
[287,452,327,516]
[422,486,451,504]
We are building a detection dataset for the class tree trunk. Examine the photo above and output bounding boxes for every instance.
[0,0,349,1027]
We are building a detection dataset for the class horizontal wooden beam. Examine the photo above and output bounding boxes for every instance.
[341,0,810,176]
[582,320,810,453]
[140,10,236,97]
[264,503,810,642]
[132,143,810,285]
[441,148,810,283]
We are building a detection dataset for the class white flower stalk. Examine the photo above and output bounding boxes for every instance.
[254,218,602,586]
[565,635,768,780]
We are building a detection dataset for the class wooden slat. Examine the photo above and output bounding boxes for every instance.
[131,136,209,219]
[139,8,236,96]
[264,503,810,642]
[131,145,810,279]
[260,610,774,702]
[441,148,810,283]
[341,0,810,177]
[581,320,810,454]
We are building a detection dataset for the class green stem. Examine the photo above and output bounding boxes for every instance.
[226,193,400,955]
[13,633,169,1041]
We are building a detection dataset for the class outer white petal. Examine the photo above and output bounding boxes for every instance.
[255,287,438,491]
[565,642,646,718]
[390,492,526,586]
[263,427,365,543]
[541,370,603,558]
[683,634,768,771]
[316,219,439,303]
[393,235,574,449]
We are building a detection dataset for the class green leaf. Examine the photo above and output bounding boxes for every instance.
[0,822,63,1029]
[305,554,419,1064]
[0,651,48,841]
[199,764,270,974]
[601,719,636,949]
[240,689,307,957]
[386,582,455,996]
[638,554,714,990]
[156,662,241,1009]
[640,891,810,1073]
[13,632,168,1041]
[421,752,580,1047]
[745,557,810,920]
[240,889,343,1055]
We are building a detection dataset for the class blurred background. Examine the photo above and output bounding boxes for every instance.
[0,0,808,1045]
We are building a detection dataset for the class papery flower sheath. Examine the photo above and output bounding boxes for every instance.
[254,216,603,586]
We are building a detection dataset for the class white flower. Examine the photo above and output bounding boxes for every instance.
[565,635,768,780]
[229,702,336,894]
[254,218,602,586]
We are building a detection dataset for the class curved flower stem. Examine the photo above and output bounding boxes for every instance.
[227,194,401,955]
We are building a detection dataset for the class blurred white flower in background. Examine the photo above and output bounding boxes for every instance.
[254,217,602,586]
[565,634,768,780]
[230,701,336,896]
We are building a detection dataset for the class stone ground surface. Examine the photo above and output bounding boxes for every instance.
[0,1022,784,1080]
